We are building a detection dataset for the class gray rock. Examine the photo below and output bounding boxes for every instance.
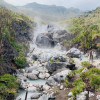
[17,74,27,81]
[68,92,73,97]
[48,92,56,100]
[27,86,37,92]
[38,94,49,100]
[31,93,42,99]
[39,73,46,79]
[43,85,50,91]
[53,70,71,82]
[76,91,88,100]
[46,62,67,73]
[60,85,64,90]
[36,33,56,48]
[47,70,71,86]
[32,70,39,75]
[32,54,38,60]
[46,76,57,86]
[66,48,83,58]
[27,73,38,80]
[89,92,95,98]
[97,95,100,100]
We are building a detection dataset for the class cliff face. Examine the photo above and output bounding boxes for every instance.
[0,7,34,74]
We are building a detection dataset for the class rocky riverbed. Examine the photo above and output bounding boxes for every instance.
[16,24,100,100]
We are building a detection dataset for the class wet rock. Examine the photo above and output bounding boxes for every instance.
[48,92,56,100]
[45,73,50,78]
[17,74,27,81]
[68,92,73,97]
[36,33,56,48]
[60,85,64,90]
[53,70,71,82]
[46,76,57,86]
[27,73,38,80]
[39,73,46,79]
[89,92,95,97]
[43,85,50,91]
[97,95,100,100]
[31,93,42,99]
[32,70,39,75]
[27,86,37,92]
[26,66,37,73]
[46,62,67,73]
[76,91,88,100]
[38,94,49,100]
[47,70,70,86]
[66,48,83,58]
[32,54,38,60]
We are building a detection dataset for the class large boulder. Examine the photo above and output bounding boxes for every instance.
[27,86,37,92]
[27,73,38,80]
[47,70,71,86]
[46,62,67,73]
[53,30,74,43]
[66,48,83,58]
[36,33,56,48]
[31,93,42,99]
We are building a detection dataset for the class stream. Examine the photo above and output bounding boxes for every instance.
[16,24,100,100]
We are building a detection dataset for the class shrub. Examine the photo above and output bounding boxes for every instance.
[0,74,18,100]
[14,56,27,68]
[81,61,91,67]
[71,78,86,97]
[65,80,73,88]
[74,68,84,73]
[90,75,100,88]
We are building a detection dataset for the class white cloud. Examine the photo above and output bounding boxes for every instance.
[4,0,100,11]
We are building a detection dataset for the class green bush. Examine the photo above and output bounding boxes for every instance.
[81,61,91,67]
[74,68,84,74]
[14,56,27,67]
[90,75,100,88]
[0,74,18,100]
[65,80,73,88]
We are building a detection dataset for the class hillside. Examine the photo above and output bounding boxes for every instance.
[18,2,83,22]
[0,6,33,74]
[0,6,34,100]
[66,7,100,55]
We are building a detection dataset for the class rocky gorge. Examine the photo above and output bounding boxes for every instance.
[16,24,100,100]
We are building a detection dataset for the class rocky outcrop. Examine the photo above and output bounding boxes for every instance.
[47,70,71,86]
[12,20,33,43]
[36,33,56,48]
[0,39,18,74]
[66,48,83,58]
[46,62,67,73]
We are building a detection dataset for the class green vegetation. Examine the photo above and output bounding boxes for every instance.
[81,61,91,67]
[49,58,54,63]
[0,74,18,100]
[69,57,75,63]
[14,56,27,68]
[65,67,100,97]
[0,7,31,68]
[69,7,100,53]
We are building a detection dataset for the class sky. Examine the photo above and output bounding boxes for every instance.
[4,0,100,11]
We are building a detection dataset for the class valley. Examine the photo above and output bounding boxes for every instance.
[0,0,100,100]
